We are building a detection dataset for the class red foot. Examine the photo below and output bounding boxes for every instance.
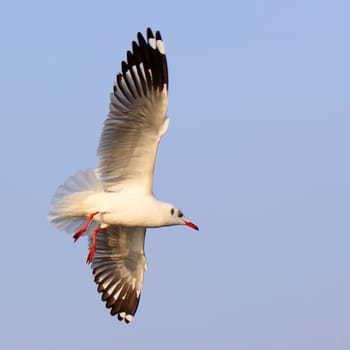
[86,246,96,264]
[73,211,100,242]
[86,226,103,264]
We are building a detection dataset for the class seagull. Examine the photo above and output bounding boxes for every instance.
[49,28,198,324]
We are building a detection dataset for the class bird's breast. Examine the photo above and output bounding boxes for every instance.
[85,192,164,228]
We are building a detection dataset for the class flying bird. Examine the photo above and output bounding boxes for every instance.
[49,28,198,323]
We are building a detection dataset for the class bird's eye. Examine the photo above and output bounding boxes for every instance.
[178,210,183,218]
[170,208,174,215]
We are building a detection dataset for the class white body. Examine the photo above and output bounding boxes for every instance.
[68,190,174,228]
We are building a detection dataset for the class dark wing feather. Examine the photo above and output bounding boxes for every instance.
[90,225,147,323]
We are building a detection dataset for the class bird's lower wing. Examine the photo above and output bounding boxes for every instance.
[90,225,147,323]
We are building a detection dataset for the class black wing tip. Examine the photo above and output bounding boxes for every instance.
[155,30,162,41]
[94,280,141,324]
[132,40,139,52]
[113,28,168,103]
[139,28,165,53]
[121,61,128,73]
[146,28,162,40]
[126,50,136,66]
[146,27,154,39]
[137,31,146,46]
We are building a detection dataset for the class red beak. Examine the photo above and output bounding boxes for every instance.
[185,221,199,231]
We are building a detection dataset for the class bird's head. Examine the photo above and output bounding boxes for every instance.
[165,204,199,230]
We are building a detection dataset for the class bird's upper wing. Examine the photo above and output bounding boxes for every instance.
[90,225,147,323]
[96,28,169,193]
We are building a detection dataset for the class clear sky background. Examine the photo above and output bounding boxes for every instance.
[1,0,349,349]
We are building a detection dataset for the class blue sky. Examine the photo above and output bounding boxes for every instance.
[1,0,349,349]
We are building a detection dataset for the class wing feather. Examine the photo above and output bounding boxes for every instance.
[90,225,147,323]
[96,28,169,193]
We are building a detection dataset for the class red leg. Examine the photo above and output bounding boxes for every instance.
[73,211,100,242]
[86,226,103,264]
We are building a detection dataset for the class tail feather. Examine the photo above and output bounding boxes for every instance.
[49,169,103,234]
